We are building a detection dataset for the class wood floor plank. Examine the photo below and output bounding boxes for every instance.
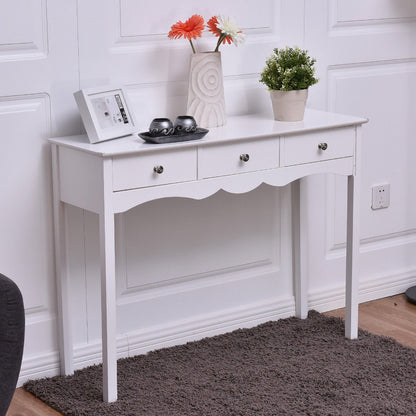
[8,293,416,414]
[325,294,416,349]
[6,388,62,416]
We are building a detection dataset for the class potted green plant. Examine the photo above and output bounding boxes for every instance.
[259,46,318,121]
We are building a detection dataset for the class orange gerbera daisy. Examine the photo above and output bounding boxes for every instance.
[207,16,232,46]
[168,14,205,40]
[168,14,204,53]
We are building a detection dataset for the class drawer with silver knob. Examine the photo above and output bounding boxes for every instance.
[198,138,279,179]
[280,127,354,167]
[112,148,197,191]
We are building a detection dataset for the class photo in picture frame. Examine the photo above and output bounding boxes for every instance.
[74,86,137,143]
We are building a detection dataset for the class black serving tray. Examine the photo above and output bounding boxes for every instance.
[138,128,209,144]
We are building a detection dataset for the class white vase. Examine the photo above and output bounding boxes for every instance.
[187,52,226,128]
[270,89,308,122]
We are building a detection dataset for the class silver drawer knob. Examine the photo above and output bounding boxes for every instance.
[153,165,164,174]
[318,142,328,151]
[240,153,250,162]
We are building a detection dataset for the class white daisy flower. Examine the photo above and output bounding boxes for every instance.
[232,31,246,46]
[212,15,245,51]
[216,15,239,36]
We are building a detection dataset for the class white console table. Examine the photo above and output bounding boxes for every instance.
[50,109,367,402]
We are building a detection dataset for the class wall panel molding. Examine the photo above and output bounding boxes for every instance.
[11,0,414,383]
[327,59,416,95]
[114,0,278,47]
[115,186,280,299]
[309,267,416,312]
[18,265,416,386]
[117,265,280,305]
[18,294,295,385]
[329,0,416,34]
[0,0,48,61]
[326,60,416,260]
[125,74,271,131]
[327,229,416,260]
[0,94,53,314]
[102,0,282,84]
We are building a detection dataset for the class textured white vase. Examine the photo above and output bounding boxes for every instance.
[187,52,226,128]
[270,89,308,121]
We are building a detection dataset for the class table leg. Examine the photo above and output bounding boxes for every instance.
[345,174,360,339]
[51,145,74,376]
[292,178,308,319]
[99,209,117,402]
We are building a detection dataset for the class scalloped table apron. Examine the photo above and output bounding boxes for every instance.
[187,51,226,128]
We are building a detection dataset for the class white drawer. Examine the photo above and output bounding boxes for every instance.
[281,127,354,167]
[198,138,279,179]
[113,148,197,191]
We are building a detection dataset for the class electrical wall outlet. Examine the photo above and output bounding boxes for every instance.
[371,184,390,210]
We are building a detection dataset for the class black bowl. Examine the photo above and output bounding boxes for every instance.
[148,118,174,136]
[174,115,197,133]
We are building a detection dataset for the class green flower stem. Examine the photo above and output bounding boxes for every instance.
[189,39,196,54]
[214,34,226,52]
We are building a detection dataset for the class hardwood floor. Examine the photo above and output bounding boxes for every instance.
[325,293,416,349]
[6,294,416,415]
[6,387,62,416]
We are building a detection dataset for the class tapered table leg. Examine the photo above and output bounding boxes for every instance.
[345,174,360,339]
[292,178,308,319]
[99,208,117,402]
[51,144,74,376]
[99,157,117,403]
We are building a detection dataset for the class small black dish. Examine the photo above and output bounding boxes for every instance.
[138,128,209,144]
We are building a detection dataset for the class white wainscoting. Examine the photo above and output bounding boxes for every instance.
[0,95,58,359]
[0,0,415,385]
[0,0,48,61]
[0,0,80,385]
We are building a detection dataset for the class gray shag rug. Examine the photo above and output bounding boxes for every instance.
[24,311,416,415]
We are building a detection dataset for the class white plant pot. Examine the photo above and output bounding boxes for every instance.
[270,89,308,122]
[187,52,226,128]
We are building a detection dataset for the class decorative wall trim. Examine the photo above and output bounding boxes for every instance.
[327,229,416,260]
[326,60,416,260]
[117,267,280,307]
[15,0,416,391]
[328,0,416,35]
[0,93,52,314]
[0,94,50,118]
[18,351,60,383]
[0,0,48,61]
[309,267,416,312]
[0,97,45,116]
[125,296,294,357]
[115,185,281,301]
[125,75,270,129]
[327,59,416,113]
[17,294,295,385]
[119,259,275,298]
[18,267,416,386]
[113,0,279,48]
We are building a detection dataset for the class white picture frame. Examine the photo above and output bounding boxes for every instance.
[74,86,137,143]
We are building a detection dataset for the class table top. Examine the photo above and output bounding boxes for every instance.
[50,109,368,157]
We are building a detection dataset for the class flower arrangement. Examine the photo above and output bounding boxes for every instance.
[259,46,318,91]
[168,14,245,53]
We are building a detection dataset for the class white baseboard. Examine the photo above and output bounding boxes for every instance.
[17,268,416,386]
[71,295,295,369]
[17,296,295,386]
[309,268,416,312]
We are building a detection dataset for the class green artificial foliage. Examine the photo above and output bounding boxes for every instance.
[260,46,319,91]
